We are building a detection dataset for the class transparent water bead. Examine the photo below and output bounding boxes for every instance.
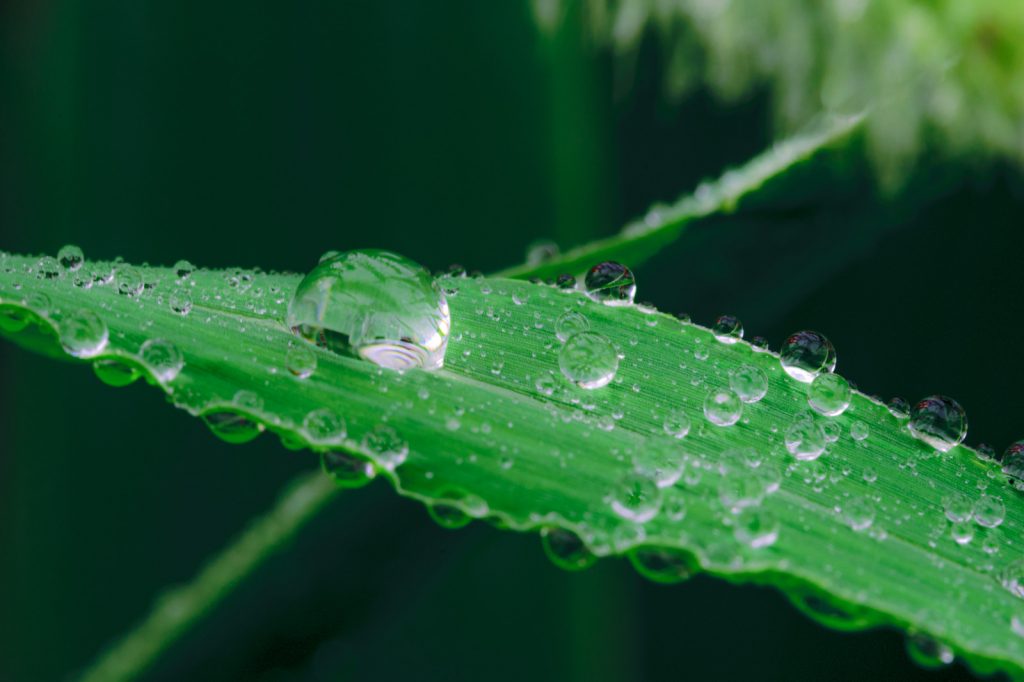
[59,310,108,358]
[712,314,743,344]
[286,250,450,370]
[57,244,84,271]
[610,474,661,523]
[703,388,742,426]
[630,547,693,584]
[139,338,184,383]
[779,330,836,382]
[905,632,954,669]
[633,442,686,488]
[541,527,596,571]
[784,418,827,461]
[285,345,317,379]
[558,331,618,389]
[729,364,768,403]
[555,310,590,342]
[1002,441,1024,488]
[734,508,779,548]
[320,451,375,489]
[973,494,1005,528]
[93,358,140,387]
[584,261,636,305]
[807,373,851,416]
[173,259,196,280]
[908,395,967,452]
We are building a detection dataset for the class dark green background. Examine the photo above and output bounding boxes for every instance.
[2,2,1021,680]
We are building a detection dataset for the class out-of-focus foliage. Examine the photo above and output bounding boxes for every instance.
[534,0,1024,184]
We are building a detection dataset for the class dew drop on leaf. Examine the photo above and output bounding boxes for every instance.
[169,291,193,316]
[541,527,596,571]
[116,266,144,297]
[57,244,84,271]
[610,474,661,523]
[139,338,184,383]
[711,314,743,344]
[908,395,967,452]
[905,631,954,669]
[286,250,450,370]
[973,494,1005,528]
[59,310,108,358]
[629,547,694,583]
[555,310,589,342]
[320,451,375,489]
[734,508,779,548]
[285,345,317,379]
[779,330,836,383]
[558,331,618,389]
[583,261,636,305]
[202,409,264,444]
[303,408,346,443]
[662,409,691,439]
[361,423,408,470]
[807,373,851,416]
[784,418,827,461]
[173,259,196,280]
[92,358,141,387]
[703,388,742,426]
[729,364,768,403]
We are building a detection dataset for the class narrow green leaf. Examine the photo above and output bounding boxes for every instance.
[2,248,1022,679]
[498,111,865,281]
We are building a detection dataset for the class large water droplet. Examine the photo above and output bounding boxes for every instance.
[973,494,1005,528]
[908,395,967,452]
[729,364,768,403]
[59,310,109,358]
[558,331,618,389]
[57,244,84,271]
[703,388,742,426]
[92,358,141,387]
[779,331,836,382]
[541,527,596,571]
[117,266,144,297]
[807,373,851,416]
[1001,441,1024,489]
[139,339,184,383]
[203,409,264,444]
[286,345,317,379]
[286,250,450,370]
[610,474,661,523]
[584,261,636,305]
[361,423,409,470]
[303,408,346,443]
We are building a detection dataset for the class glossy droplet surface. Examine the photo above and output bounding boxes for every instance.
[633,442,685,488]
[59,310,108,358]
[173,260,196,280]
[734,508,779,548]
[807,373,851,416]
[712,314,743,344]
[558,331,618,389]
[703,388,742,426]
[555,310,590,342]
[57,244,84,271]
[1001,441,1024,488]
[117,266,144,297]
[139,339,184,382]
[361,423,408,470]
[785,418,827,461]
[662,409,691,439]
[286,250,450,370]
[320,451,375,488]
[584,261,635,305]
[973,494,1005,528]
[779,330,836,383]
[908,395,967,452]
[630,547,693,584]
[203,410,264,444]
[93,358,141,387]
[541,527,596,571]
[169,291,193,316]
[303,408,346,443]
[610,474,661,523]
[286,345,317,379]
[729,365,768,403]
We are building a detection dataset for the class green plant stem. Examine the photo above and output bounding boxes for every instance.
[77,471,338,682]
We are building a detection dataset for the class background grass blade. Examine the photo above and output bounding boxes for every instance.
[1,249,1022,679]
[497,111,864,281]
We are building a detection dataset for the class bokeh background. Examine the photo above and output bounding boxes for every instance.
[2,2,1023,680]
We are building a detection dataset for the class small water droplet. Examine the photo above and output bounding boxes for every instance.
[850,420,870,441]
[555,273,576,290]
[905,632,954,669]
[785,418,827,461]
[139,339,184,382]
[807,373,851,416]
[232,389,264,411]
[712,314,743,344]
[887,396,910,419]
[908,395,967,452]
[779,331,836,382]
[36,256,60,279]
[662,409,691,439]
[734,508,779,548]
[973,494,1005,528]
[718,476,764,512]
[1001,441,1024,488]
[610,474,661,523]
[203,410,264,444]
[951,521,974,545]
[428,502,472,529]
[92,358,140,387]
[633,442,685,488]
[285,345,317,379]
[558,332,618,389]
[57,244,84,271]
[751,336,770,352]
[361,423,408,470]
[169,291,193,315]
[303,408,346,443]
[116,266,144,297]
[703,388,742,426]
[59,310,109,358]
[843,497,875,531]
[630,547,694,583]
[321,451,375,488]
[555,310,590,342]
[584,261,635,305]
[287,250,450,370]
[174,260,196,280]
[729,364,768,403]
[541,527,596,571]
[942,493,973,523]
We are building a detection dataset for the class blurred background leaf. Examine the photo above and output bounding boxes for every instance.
[2,1,1023,680]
